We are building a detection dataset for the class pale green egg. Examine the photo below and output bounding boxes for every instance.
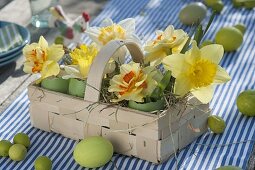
[234,24,246,35]
[208,115,226,134]
[68,78,86,98]
[237,90,255,117]
[73,136,113,168]
[244,1,255,9]
[0,140,12,157]
[215,27,243,52]
[179,2,207,25]
[212,1,224,13]
[204,0,221,6]
[232,0,243,8]
[9,144,27,161]
[13,133,30,148]
[41,77,69,94]
[34,156,52,170]
[216,165,243,170]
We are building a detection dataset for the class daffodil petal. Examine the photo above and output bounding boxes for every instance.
[100,18,113,27]
[23,62,33,74]
[156,30,163,36]
[86,28,103,46]
[191,86,214,104]
[164,25,174,38]
[162,54,186,77]
[175,76,192,97]
[36,61,60,83]
[38,36,48,50]
[118,18,135,33]
[145,50,167,65]
[127,34,142,47]
[172,36,188,54]
[201,44,224,64]
[185,41,201,64]
[77,58,90,78]
[47,44,64,61]
[214,66,231,84]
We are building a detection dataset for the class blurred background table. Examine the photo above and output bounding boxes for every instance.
[0,0,106,113]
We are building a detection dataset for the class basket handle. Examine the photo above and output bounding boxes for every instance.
[84,40,144,102]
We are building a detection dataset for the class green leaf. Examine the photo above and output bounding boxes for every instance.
[158,70,172,91]
[150,71,171,99]
[194,24,203,46]
[204,11,217,35]
[150,87,162,99]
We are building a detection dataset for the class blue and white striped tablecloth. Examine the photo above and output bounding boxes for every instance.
[1,0,255,169]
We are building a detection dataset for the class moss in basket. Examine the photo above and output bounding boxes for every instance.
[68,78,86,98]
[41,77,69,94]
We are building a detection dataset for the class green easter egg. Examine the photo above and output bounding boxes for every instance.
[34,156,52,170]
[41,77,69,93]
[244,1,255,9]
[0,140,12,157]
[200,40,214,48]
[68,78,86,98]
[232,0,244,8]
[237,90,255,117]
[215,27,243,52]
[54,36,64,45]
[204,0,220,6]
[179,2,207,25]
[13,133,30,148]
[73,136,113,168]
[9,144,27,161]
[212,1,224,13]
[128,100,165,112]
[234,24,246,35]
[216,165,243,170]
[208,115,226,134]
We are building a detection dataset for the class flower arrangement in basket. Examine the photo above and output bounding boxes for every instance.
[24,16,231,167]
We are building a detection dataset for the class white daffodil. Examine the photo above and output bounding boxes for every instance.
[86,18,142,64]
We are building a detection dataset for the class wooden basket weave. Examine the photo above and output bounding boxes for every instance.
[28,40,209,163]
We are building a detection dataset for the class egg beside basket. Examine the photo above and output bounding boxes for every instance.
[28,40,210,164]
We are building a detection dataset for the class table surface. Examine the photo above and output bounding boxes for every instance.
[0,0,255,169]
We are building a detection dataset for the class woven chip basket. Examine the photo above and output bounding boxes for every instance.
[28,40,210,163]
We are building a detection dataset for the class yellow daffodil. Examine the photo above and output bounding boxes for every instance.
[86,18,141,64]
[23,36,64,83]
[162,41,231,104]
[144,25,188,66]
[108,62,157,102]
[62,44,98,80]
